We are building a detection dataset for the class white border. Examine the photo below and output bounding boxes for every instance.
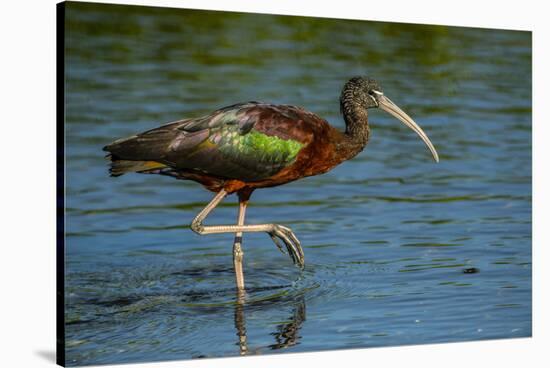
[1,1,547,367]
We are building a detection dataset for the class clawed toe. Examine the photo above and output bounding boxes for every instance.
[269,233,288,255]
[268,225,305,269]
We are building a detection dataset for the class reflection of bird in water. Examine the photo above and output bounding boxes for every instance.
[234,291,248,356]
[104,77,439,291]
[268,298,306,350]
[234,292,306,355]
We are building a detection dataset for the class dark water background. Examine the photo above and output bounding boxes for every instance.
[63,3,532,366]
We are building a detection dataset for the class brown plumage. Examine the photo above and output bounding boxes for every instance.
[104,102,358,195]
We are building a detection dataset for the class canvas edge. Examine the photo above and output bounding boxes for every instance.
[56,1,66,367]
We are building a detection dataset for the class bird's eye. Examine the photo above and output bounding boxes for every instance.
[366,90,378,105]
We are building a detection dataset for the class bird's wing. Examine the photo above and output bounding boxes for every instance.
[104,102,317,181]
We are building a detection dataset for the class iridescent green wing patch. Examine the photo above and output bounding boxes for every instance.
[213,124,304,179]
[240,130,303,161]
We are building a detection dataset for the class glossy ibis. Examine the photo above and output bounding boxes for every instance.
[103,76,439,290]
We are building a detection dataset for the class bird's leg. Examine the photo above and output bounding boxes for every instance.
[190,189,305,269]
[233,196,247,290]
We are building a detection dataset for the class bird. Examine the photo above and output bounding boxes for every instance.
[103,76,439,290]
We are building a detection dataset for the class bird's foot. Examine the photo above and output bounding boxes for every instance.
[268,225,305,269]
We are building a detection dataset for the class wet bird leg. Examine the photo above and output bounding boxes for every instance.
[190,189,305,279]
[233,198,247,289]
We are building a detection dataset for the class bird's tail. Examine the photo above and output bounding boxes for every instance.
[105,154,167,177]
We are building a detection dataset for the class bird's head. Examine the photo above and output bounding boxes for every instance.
[341,76,439,162]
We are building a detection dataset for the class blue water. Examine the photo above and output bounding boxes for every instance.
[63,3,532,366]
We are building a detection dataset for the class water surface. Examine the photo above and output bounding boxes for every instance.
[63,3,532,366]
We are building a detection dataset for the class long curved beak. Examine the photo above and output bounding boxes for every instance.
[377,95,439,163]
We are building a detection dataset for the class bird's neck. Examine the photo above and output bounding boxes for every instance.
[338,97,370,160]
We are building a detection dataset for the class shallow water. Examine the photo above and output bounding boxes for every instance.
[63,3,532,366]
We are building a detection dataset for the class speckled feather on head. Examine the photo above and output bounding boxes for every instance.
[103,77,439,286]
